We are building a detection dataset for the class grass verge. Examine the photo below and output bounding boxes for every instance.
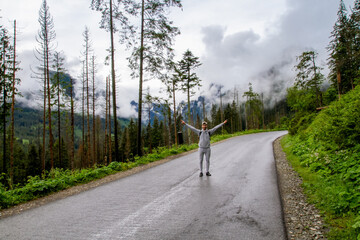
[281,135,359,239]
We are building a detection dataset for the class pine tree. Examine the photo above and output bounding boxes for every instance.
[144,89,153,152]
[51,51,66,168]
[210,104,218,127]
[36,0,56,170]
[91,55,97,165]
[81,60,86,167]
[104,76,109,164]
[107,76,112,163]
[9,20,21,185]
[127,0,182,156]
[350,0,360,87]
[91,0,135,163]
[294,51,324,108]
[243,83,262,130]
[170,66,181,145]
[0,26,12,175]
[328,0,355,96]
[27,144,42,177]
[82,27,92,167]
[127,119,137,160]
[69,77,75,169]
[178,49,202,143]
[151,116,161,149]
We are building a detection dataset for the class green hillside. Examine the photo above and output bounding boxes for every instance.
[282,85,360,239]
[12,104,130,146]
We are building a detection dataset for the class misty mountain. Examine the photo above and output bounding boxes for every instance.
[11,102,130,146]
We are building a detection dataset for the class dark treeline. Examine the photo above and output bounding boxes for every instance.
[0,91,287,186]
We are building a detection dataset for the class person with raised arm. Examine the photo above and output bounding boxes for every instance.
[181,119,228,177]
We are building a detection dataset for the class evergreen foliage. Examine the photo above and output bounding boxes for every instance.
[283,86,360,238]
[328,0,360,95]
[282,2,360,237]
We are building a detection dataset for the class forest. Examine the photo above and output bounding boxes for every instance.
[0,0,288,187]
[281,0,360,238]
[1,0,360,237]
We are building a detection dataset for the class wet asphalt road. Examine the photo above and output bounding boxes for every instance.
[0,131,287,240]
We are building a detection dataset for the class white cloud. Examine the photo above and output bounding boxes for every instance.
[1,0,356,117]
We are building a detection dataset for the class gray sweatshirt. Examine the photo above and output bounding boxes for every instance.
[184,122,225,148]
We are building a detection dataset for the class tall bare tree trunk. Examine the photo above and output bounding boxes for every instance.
[56,63,61,167]
[186,78,191,143]
[167,105,172,148]
[337,69,341,100]
[92,56,96,165]
[237,92,242,131]
[108,75,112,164]
[245,97,248,130]
[172,80,177,146]
[82,61,85,168]
[2,40,7,175]
[42,51,46,172]
[46,38,54,170]
[96,116,101,164]
[220,87,224,132]
[85,35,91,167]
[202,97,205,120]
[105,76,108,164]
[37,0,56,171]
[261,93,265,129]
[109,0,120,162]
[9,20,16,186]
[137,0,145,156]
[70,77,74,170]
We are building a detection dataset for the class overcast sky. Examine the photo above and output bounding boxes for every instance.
[0,0,355,118]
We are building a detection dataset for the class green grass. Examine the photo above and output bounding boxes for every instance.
[280,86,360,239]
[281,135,360,239]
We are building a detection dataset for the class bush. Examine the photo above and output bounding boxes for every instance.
[288,112,317,135]
[282,86,360,238]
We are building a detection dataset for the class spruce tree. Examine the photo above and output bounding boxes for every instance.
[127,0,182,156]
[51,51,66,168]
[294,51,324,108]
[36,0,56,170]
[0,26,12,175]
[178,49,202,143]
[328,0,354,96]
[243,83,262,130]
[350,0,360,87]
[91,0,136,162]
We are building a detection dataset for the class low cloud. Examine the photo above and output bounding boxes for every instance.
[197,0,347,106]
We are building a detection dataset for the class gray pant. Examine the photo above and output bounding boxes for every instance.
[199,148,211,173]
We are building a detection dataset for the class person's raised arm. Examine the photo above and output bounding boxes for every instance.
[181,120,200,135]
[209,119,227,135]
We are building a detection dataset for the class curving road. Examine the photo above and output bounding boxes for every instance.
[0,131,287,240]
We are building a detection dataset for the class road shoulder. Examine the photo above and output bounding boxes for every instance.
[274,136,327,239]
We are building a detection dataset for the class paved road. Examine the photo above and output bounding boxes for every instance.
[0,131,287,240]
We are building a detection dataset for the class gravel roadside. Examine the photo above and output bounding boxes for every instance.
[274,136,327,240]
[1,135,328,240]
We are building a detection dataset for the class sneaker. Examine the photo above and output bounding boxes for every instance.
[199,172,203,177]
[206,172,211,176]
